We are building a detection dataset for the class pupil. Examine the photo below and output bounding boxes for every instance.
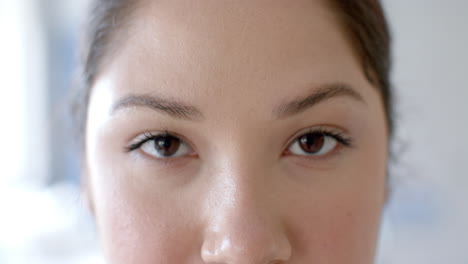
[154,135,180,156]
[299,133,325,154]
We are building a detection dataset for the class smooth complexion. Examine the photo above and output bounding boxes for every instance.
[84,0,389,263]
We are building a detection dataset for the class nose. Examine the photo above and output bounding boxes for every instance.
[200,168,292,264]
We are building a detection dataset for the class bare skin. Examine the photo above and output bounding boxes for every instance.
[84,0,389,263]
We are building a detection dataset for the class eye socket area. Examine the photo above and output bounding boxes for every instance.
[127,127,352,162]
[285,128,352,158]
[127,131,195,159]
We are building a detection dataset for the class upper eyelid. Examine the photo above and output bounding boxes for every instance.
[285,126,350,145]
[128,130,197,152]
[131,130,174,143]
[128,126,351,152]
[128,132,159,146]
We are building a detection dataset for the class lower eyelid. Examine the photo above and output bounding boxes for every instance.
[285,146,348,167]
[284,138,347,157]
[134,147,196,165]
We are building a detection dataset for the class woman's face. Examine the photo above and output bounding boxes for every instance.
[85,0,388,263]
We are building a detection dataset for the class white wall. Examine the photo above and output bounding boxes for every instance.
[0,0,48,186]
[379,1,468,263]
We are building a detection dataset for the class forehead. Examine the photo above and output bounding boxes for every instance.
[95,0,366,121]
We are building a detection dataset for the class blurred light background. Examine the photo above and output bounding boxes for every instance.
[0,0,466,263]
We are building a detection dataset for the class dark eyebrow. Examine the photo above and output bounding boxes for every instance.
[111,94,204,121]
[273,83,365,119]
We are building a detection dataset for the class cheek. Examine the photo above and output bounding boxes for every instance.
[285,181,384,263]
[87,154,202,263]
[284,158,386,263]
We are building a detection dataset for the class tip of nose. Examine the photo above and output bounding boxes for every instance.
[201,235,292,263]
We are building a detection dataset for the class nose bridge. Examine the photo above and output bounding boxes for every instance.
[200,151,291,263]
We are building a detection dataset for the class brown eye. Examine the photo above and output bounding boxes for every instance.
[153,135,181,157]
[139,134,191,158]
[299,133,326,154]
[288,132,338,156]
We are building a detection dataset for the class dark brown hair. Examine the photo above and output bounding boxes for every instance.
[330,0,393,134]
[73,0,392,143]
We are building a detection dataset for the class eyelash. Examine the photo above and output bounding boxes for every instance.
[297,127,352,147]
[125,127,353,159]
[126,129,172,152]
